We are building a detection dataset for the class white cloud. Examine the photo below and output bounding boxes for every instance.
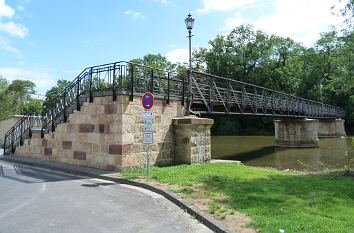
[0,0,28,56]
[0,0,14,18]
[166,48,188,64]
[253,0,340,46]
[221,0,342,46]
[0,36,21,55]
[124,10,147,20]
[222,12,247,31]
[0,67,56,94]
[197,0,258,13]
[0,21,28,38]
[151,0,169,3]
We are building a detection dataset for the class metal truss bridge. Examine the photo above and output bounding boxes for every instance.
[3,61,345,155]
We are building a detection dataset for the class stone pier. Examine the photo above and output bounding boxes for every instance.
[318,119,346,137]
[274,119,319,147]
[173,117,214,164]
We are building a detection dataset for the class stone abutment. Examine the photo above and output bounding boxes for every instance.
[15,95,214,170]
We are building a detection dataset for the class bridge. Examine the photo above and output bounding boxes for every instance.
[2,61,346,170]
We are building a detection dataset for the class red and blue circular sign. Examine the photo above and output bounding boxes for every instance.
[142,92,154,110]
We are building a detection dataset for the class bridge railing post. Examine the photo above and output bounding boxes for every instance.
[150,69,154,94]
[51,108,55,132]
[167,72,170,105]
[130,65,134,101]
[89,68,93,103]
[208,75,213,113]
[112,63,116,101]
[226,81,230,113]
[41,111,44,138]
[182,73,185,106]
[63,90,67,122]
[76,78,80,111]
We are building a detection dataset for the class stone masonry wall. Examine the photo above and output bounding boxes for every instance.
[15,95,184,170]
[173,117,214,164]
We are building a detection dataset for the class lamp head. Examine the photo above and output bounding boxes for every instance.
[185,13,194,31]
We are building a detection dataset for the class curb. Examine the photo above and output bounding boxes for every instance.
[1,156,232,233]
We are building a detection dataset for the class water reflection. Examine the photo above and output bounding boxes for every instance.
[212,136,353,171]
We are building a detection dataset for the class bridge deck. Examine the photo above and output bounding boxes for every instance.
[3,61,345,155]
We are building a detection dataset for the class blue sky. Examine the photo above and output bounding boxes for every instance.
[0,0,343,94]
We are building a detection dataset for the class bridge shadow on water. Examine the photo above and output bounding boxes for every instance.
[218,146,289,162]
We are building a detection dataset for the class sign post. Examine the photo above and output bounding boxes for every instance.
[142,92,154,176]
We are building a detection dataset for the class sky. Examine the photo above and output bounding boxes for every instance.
[0,0,344,94]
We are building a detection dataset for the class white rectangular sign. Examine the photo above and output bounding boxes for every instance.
[143,110,153,119]
[144,132,153,144]
[144,119,153,132]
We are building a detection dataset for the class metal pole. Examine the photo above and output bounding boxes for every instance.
[147,145,150,177]
[188,30,192,98]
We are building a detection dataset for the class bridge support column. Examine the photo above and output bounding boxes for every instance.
[274,119,319,148]
[173,117,214,164]
[318,119,346,137]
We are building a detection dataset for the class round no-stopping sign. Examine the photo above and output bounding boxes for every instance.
[142,92,154,110]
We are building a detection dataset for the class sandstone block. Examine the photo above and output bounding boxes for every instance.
[74,151,86,160]
[79,124,95,133]
[62,141,72,149]
[109,144,132,155]
[44,147,52,156]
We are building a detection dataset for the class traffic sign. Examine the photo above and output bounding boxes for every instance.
[144,118,153,131]
[144,132,153,144]
[142,92,154,110]
[143,110,153,119]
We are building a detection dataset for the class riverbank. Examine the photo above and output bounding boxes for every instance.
[122,163,354,233]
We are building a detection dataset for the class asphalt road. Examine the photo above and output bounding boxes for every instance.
[0,161,212,233]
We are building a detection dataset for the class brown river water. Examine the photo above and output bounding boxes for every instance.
[212,136,354,171]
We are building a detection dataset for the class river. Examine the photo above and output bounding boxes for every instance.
[212,136,354,171]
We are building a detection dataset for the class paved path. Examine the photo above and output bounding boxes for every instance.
[0,161,212,233]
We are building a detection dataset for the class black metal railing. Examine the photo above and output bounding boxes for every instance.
[40,61,184,137]
[190,71,346,118]
[3,114,42,155]
[3,60,346,155]
[3,61,184,155]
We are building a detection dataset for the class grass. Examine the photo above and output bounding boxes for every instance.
[122,163,354,233]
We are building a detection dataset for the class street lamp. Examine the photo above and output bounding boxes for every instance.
[185,13,194,108]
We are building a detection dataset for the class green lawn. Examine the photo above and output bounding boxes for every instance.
[122,164,354,233]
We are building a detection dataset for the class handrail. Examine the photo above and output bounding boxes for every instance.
[3,60,346,155]
[3,114,42,155]
[191,71,346,118]
[4,60,182,155]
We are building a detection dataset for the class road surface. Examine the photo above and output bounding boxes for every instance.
[0,161,211,233]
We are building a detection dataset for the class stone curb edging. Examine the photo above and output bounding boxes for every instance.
[1,156,232,233]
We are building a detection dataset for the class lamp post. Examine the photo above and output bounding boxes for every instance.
[185,13,195,106]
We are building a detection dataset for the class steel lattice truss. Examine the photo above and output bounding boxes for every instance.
[191,71,345,118]
[3,61,346,155]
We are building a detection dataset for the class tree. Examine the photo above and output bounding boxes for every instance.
[332,0,354,35]
[130,53,176,74]
[22,100,42,115]
[0,77,13,118]
[0,78,41,118]
[7,80,36,113]
[44,79,70,108]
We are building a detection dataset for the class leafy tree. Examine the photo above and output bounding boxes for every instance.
[332,0,354,35]
[130,53,176,72]
[193,24,354,134]
[0,77,13,118]
[22,100,42,115]
[44,79,70,108]
[7,80,36,113]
